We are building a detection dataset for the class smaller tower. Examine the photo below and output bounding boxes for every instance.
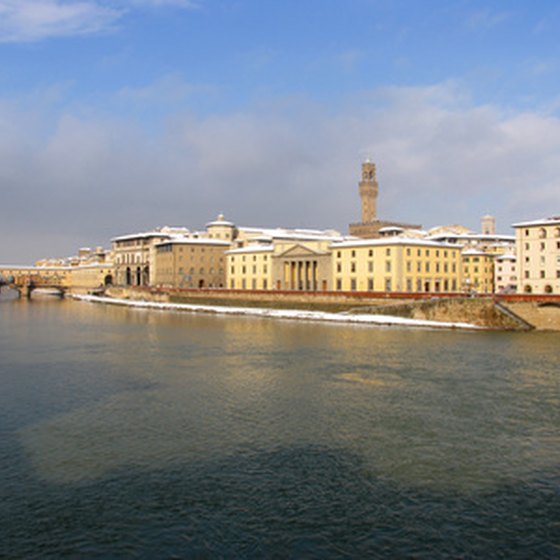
[359,160,379,223]
[481,215,496,235]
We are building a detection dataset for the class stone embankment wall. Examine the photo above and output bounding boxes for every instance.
[502,302,560,331]
[102,286,560,331]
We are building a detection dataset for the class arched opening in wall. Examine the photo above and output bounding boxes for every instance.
[142,266,149,286]
[136,267,141,286]
[199,279,205,288]
[424,282,430,292]
[104,275,113,286]
[125,267,132,286]
[524,284,532,293]
[545,285,553,294]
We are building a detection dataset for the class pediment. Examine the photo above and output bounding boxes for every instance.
[275,243,327,259]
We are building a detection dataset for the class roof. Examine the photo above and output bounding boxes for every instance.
[512,216,560,228]
[462,248,493,257]
[331,237,460,249]
[156,238,231,247]
[112,231,174,242]
[225,245,274,255]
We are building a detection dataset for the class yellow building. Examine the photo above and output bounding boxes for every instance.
[112,227,190,287]
[461,249,494,294]
[514,216,560,294]
[154,238,230,288]
[494,253,517,294]
[331,238,462,293]
[227,245,274,290]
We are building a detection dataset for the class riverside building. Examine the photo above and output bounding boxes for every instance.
[513,217,560,294]
[330,238,462,293]
[154,238,230,288]
[461,249,495,294]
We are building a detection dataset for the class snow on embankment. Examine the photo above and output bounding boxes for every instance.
[72,294,481,330]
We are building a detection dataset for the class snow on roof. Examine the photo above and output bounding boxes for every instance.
[462,248,493,257]
[427,232,515,242]
[226,245,274,255]
[112,231,175,242]
[239,226,343,241]
[156,238,231,247]
[512,216,560,228]
[379,226,404,232]
[331,237,460,249]
[495,253,516,261]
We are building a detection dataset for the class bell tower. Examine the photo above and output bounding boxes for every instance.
[359,160,378,223]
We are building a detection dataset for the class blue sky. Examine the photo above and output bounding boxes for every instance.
[1,0,560,261]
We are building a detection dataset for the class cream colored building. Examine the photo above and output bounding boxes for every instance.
[227,245,274,290]
[331,238,462,293]
[227,238,336,291]
[514,217,560,294]
[461,249,494,294]
[112,227,190,287]
[494,253,517,294]
[154,238,230,288]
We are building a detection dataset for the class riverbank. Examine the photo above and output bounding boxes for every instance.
[73,294,483,330]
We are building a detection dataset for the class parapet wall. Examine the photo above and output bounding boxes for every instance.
[103,287,560,331]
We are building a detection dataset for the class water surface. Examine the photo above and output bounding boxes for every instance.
[1,297,559,558]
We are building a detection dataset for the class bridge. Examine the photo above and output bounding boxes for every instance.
[0,266,71,298]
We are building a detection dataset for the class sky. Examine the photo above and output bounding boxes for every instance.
[1,0,560,262]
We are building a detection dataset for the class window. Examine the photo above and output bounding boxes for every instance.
[336,263,341,273]
[539,228,547,238]
[385,278,392,291]
[385,261,391,273]
[336,278,342,290]
[351,250,356,258]
[350,279,357,291]
[368,261,374,273]
[337,251,341,258]
[351,262,356,273]
[368,278,374,290]
[368,250,373,257]
[386,248,391,256]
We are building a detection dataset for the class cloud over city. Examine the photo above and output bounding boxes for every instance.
[1,80,560,261]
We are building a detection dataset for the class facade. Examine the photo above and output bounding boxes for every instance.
[331,238,462,293]
[154,238,230,288]
[513,217,560,294]
[494,253,517,294]
[461,249,494,294]
[349,161,421,238]
[227,239,335,291]
[227,245,274,290]
[112,228,189,287]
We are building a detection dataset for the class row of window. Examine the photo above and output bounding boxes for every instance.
[334,278,459,292]
[230,254,269,262]
[230,265,268,275]
[523,227,560,238]
[336,248,456,259]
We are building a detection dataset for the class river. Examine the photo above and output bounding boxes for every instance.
[1,295,559,558]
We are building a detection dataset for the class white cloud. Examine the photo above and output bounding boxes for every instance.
[116,74,205,105]
[466,9,510,31]
[127,0,198,7]
[0,0,122,42]
[0,0,198,43]
[1,82,560,262]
